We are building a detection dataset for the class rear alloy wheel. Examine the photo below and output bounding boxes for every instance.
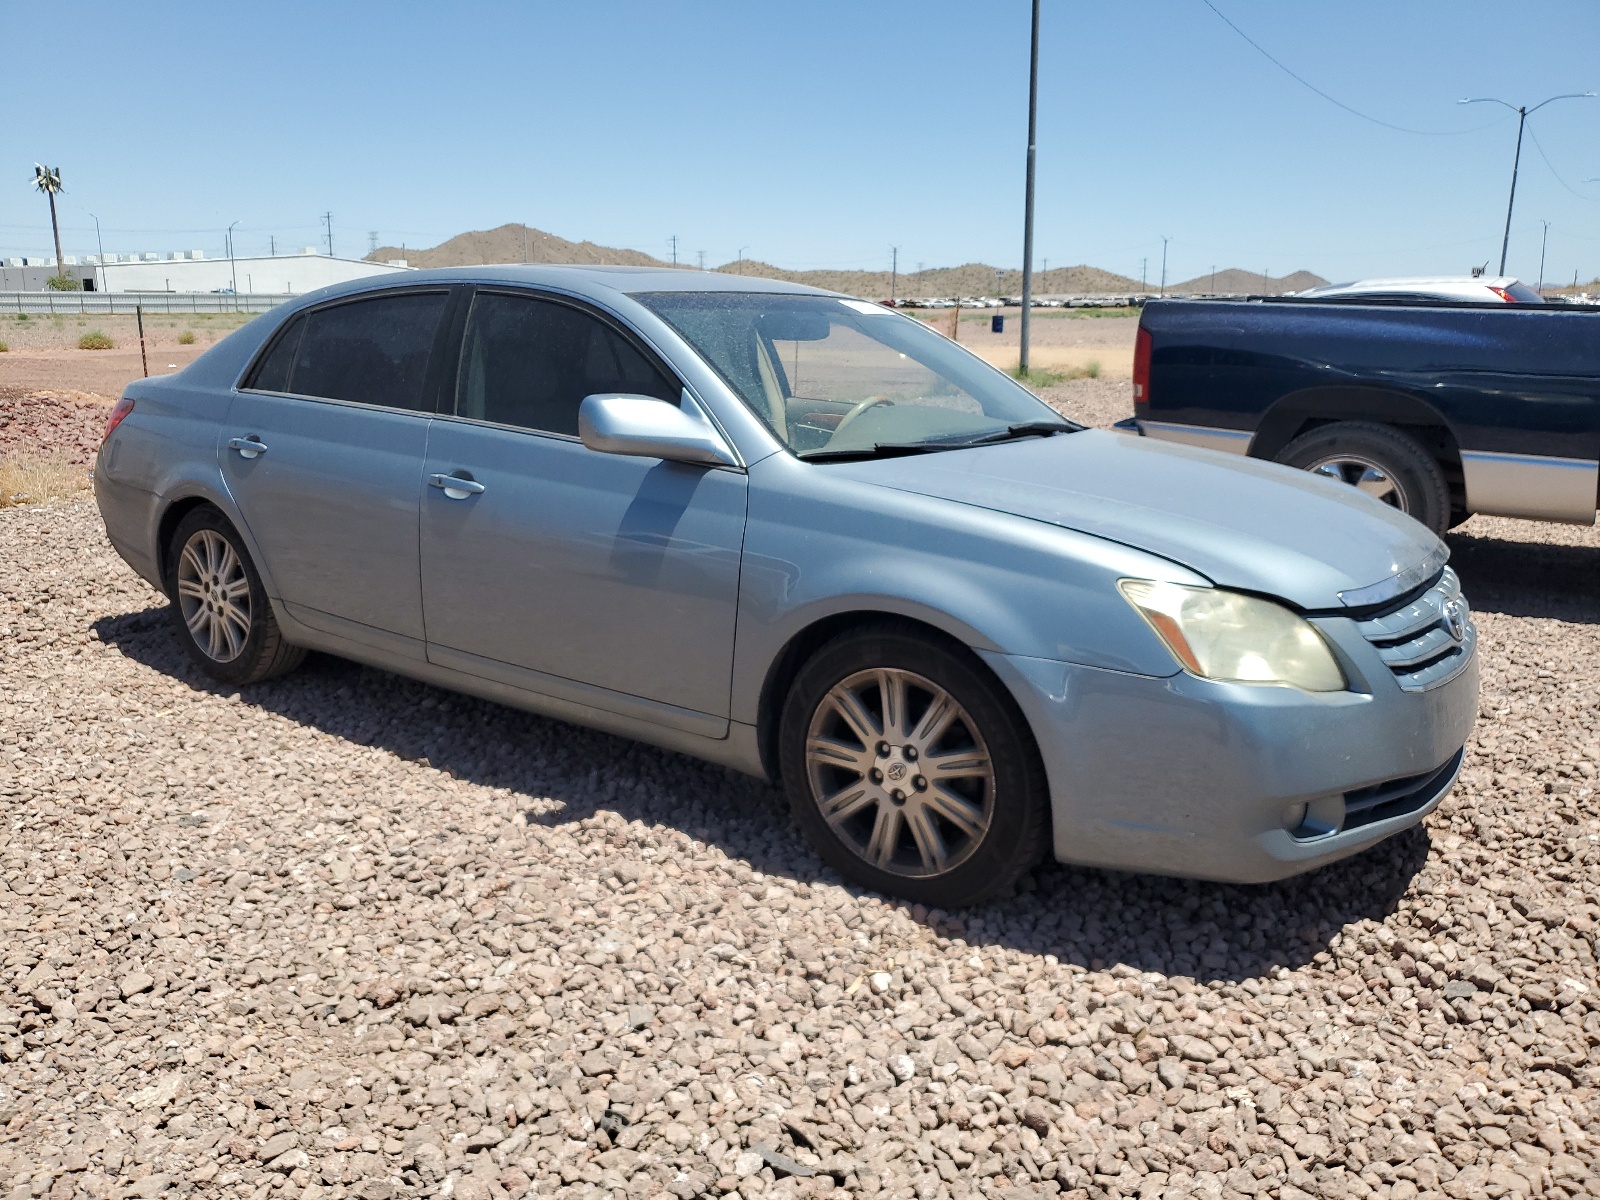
[166,507,305,685]
[1275,421,1451,535]
[780,624,1048,906]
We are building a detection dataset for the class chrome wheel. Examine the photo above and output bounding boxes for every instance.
[804,667,995,878]
[1308,454,1406,510]
[175,529,252,663]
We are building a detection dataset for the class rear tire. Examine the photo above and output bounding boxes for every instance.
[1276,421,1451,535]
[165,507,305,685]
[779,622,1049,907]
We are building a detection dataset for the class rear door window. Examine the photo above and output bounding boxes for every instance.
[455,291,679,436]
[247,314,305,393]
[289,291,449,410]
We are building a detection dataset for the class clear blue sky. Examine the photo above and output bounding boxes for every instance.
[8,1,1599,285]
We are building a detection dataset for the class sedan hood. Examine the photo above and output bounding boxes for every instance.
[827,430,1443,610]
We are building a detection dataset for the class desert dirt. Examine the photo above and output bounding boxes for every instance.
[0,315,257,399]
[911,311,1138,379]
[2,368,1599,1200]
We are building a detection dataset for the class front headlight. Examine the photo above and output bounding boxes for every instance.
[1118,579,1346,692]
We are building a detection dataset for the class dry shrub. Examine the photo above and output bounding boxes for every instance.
[77,331,115,350]
[0,342,8,353]
[177,330,196,345]
[0,456,93,507]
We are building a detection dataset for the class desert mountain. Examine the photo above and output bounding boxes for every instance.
[368,224,1316,297]
[1167,268,1328,295]
[369,224,673,270]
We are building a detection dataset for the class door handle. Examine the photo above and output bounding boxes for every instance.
[229,436,268,459]
[429,472,486,499]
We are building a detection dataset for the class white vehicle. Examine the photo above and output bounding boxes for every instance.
[1294,276,1544,305]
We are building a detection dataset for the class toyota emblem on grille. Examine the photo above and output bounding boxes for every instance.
[1442,599,1468,644]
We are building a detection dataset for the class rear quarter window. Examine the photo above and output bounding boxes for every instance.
[284,291,448,410]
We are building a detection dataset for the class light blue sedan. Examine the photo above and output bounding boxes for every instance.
[94,267,1478,905]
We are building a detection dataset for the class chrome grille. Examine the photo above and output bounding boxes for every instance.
[1355,567,1475,693]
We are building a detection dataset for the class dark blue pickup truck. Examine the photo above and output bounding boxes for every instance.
[1125,298,1599,534]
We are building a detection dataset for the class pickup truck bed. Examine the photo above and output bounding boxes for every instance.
[1128,298,1600,533]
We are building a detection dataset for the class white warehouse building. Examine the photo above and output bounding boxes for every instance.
[1,247,412,294]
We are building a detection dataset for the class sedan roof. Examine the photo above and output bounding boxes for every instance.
[296,263,842,307]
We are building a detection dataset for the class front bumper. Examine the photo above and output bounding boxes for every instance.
[980,625,1478,884]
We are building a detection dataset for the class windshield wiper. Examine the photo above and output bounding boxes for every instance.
[796,421,1079,463]
[796,442,956,463]
[949,420,1080,447]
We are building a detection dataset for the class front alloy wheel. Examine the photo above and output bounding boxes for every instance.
[781,624,1048,906]
[805,668,995,878]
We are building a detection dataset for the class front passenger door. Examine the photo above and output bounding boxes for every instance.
[419,290,747,734]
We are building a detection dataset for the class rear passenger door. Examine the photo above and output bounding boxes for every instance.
[222,289,451,654]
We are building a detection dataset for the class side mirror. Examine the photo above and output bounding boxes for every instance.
[578,392,740,468]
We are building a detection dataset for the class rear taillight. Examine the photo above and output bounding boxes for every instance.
[1132,326,1152,406]
[1487,286,1518,303]
[103,396,134,443]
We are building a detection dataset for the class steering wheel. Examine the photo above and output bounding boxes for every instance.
[833,395,894,436]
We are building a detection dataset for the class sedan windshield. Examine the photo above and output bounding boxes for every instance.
[634,292,1075,458]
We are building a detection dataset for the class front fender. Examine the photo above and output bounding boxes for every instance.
[730,456,1197,722]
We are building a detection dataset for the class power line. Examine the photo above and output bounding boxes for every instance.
[1525,126,1600,202]
[1200,0,1507,137]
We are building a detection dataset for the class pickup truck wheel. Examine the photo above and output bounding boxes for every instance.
[1276,422,1450,535]
[779,623,1049,907]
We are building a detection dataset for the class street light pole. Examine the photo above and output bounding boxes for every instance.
[90,213,106,294]
[1159,237,1170,297]
[1538,220,1550,293]
[1459,93,1595,275]
[227,221,240,310]
[1019,0,1040,374]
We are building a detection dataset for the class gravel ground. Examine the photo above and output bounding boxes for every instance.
[0,388,112,467]
[2,476,1599,1200]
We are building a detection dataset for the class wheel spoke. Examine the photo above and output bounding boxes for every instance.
[176,579,207,601]
[219,609,246,658]
[216,541,241,580]
[877,670,910,738]
[184,603,210,638]
[904,805,948,874]
[220,574,251,601]
[923,784,987,842]
[820,784,876,824]
[910,690,958,749]
[923,747,991,780]
[824,684,881,747]
[806,735,874,775]
[864,804,903,868]
[206,612,227,659]
[179,542,206,581]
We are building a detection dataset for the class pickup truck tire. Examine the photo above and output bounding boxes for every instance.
[1275,421,1451,535]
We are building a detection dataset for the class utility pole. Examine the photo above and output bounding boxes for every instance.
[1159,237,1170,297]
[1210,265,1216,294]
[1141,258,1147,292]
[1538,220,1550,293]
[90,213,106,294]
[368,231,378,257]
[669,235,678,265]
[227,221,239,307]
[890,246,899,304]
[697,250,706,271]
[1018,0,1041,372]
[1460,93,1595,274]
[322,211,334,258]
[270,235,276,257]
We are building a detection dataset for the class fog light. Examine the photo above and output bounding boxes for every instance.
[1284,795,1345,840]
[1282,802,1307,832]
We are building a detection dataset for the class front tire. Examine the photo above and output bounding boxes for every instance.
[1275,421,1451,535]
[779,623,1049,907]
[165,507,305,685]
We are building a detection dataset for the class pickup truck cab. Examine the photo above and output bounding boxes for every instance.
[1126,296,1600,534]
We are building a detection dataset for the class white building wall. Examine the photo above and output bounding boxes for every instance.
[88,252,411,295]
